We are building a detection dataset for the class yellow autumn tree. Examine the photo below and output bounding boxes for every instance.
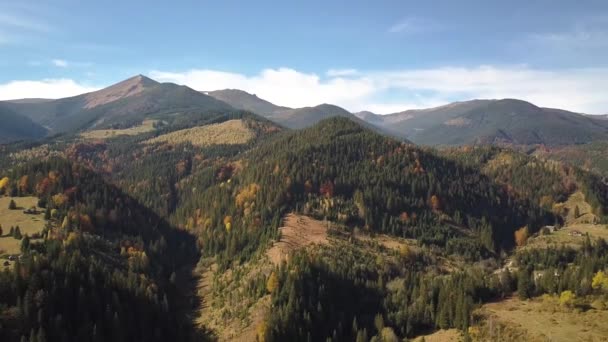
[429,195,441,211]
[256,321,268,342]
[559,290,575,307]
[223,215,232,232]
[236,183,260,208]
[64,232,81,246]
[266,271,278,293]
[0,177,9,190]
[514,226,529,247]
[592,271,608,291]
[52,193,69,207]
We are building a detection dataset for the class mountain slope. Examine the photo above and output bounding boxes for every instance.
[268,103,357,128]
[1,75,234,134]
[206,89,289,116]
[0,104,48,143]
[205,89,399,134]
[362,99,608,146]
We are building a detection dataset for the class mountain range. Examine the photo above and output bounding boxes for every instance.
[1,74,608,341]
[2,74,608,147]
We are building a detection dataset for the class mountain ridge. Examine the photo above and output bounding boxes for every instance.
[2,75,608,147]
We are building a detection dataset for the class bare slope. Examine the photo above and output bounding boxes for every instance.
[145,119,255,147]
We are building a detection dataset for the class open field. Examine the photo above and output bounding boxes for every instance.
[145,119,255,147]
[267,213,329,265]
[80,119,158,139]
[412,329,462,342]
[553,191,598,225]
[525,223,608,250]
[473,296,608,342]
[0,197,46,264]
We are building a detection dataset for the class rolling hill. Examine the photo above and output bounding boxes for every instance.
[357,99,608,146]
[205,89,377,130]
[2,111,608,341]
[205,89,289,116]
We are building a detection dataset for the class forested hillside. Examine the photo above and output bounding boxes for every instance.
[1,114,607,341]
[0,158,200,341]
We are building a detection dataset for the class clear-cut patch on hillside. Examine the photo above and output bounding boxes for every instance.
[145,119,255,147]
[80,119,159,139]
[266,213,329,266]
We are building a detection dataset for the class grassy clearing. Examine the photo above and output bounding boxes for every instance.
[472,296,608,342]
[145,119,255,147]
[0,197,46,265]
[553,191,598,225]
[412,329,463,342]
[525,223,608,250]
[266,213,329,266]
[80,119,158,139]
[194,257,272,342]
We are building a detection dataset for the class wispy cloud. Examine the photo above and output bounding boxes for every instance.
[326,69,359,77]
[150,65,608,114]
[0,12,51,33]
[0,3,57,46]
[388,17,439,34]
[52,59,68,67]
[49,59,93,68]
[529,28,608,48]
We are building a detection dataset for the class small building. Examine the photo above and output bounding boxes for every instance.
[543,225,556,233]
[23,207,39,214]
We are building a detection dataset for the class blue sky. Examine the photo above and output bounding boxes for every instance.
[1,0,608,113]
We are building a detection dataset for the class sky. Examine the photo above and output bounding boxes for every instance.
[1,0,607,114]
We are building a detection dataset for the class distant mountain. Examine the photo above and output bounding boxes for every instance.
[362,99,608,146]
[204,89,394,134]
[4,98,54,104]
[588,114,608,120]
[1,75,234,134]
[206,89,289,116]
[267,103,357,129]
[0,104,48,143]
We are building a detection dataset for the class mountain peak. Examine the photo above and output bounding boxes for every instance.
[83,75,159,109]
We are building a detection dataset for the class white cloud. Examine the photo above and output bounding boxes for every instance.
[150,65,608,114]
[150,68,376,109]
[327,68,359,77]
[3,65,608,114]
[388,17,439,34]
[52,59,68,67]
[0,79,99,100]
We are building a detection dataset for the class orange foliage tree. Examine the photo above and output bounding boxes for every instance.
[514,226,529,247]
[429,195,441,211]
[18,175,29,194]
